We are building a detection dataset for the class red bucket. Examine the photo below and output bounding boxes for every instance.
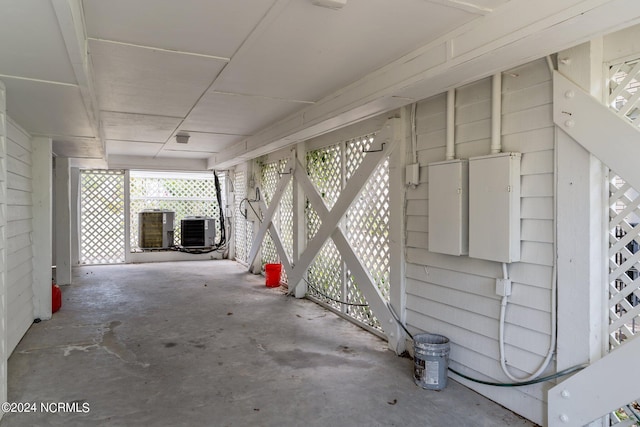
[265,263,282,287]
[52,283,62,313]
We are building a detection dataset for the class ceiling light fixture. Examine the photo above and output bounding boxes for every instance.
[176,133,190,144]
[311,0,347,9]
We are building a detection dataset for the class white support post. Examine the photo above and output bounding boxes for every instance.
[55,158,73,285]
[0,79,8,420]
[247,160,262,274]
[70,167,80,266]
[389,107,409,353]
[124,170,131,263]
[293,144,307,298]
[31,137,53,320]
[552,41,608,427]
[226,172,235,261]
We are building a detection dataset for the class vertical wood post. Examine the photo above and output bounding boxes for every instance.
[55,158,72,285]
[31,137,53,320]
[293,145,307,298]
[389,108,409,353]
[553,40,607,427]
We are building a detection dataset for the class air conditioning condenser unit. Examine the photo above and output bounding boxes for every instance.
[138,210,175,249]
[181,216,216,248]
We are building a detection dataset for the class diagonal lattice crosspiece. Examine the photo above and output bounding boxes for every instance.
[247,119,402,343]
[304,136,390,328]
[306,143,344,310]
[80,170,126,264]
[259,159,293,284]
[345,135,390,325]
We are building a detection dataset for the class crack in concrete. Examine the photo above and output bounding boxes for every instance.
[25,320,151,368]
[95,321,150,368]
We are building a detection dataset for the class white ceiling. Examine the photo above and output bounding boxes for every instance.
[0,0,639,169]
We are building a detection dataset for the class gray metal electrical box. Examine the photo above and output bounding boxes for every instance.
[428,159,469,256]
[468,152,521,263]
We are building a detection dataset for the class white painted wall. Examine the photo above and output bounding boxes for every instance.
[6,117,34,354]
[0,80,8,422]
[404,58,555,425]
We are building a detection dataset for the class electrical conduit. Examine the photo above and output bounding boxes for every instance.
[499,262,557,381]
[493,68,557,382]
[446,88,456,160]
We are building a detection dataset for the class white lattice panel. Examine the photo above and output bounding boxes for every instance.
[130,174,221,249]
[304,134,389,330]
[609,59,640,128]
[607,58,640,427]
[260,161,282,268]
[80,170,126,264]
[608,58,640,350]
[259,159,293,283]
[234,171,249,263]
[608,176,640,347]
[346,134,389,327]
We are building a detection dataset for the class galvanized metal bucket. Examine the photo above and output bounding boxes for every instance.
[413,333,450,390]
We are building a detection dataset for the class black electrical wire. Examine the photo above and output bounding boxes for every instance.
[239,187,262,222]
[174,171,228,255]
[239,198,249,219]
[213,171,226,248]
[448,365,587,387]
[385,300,588,387]
[239,198,258,221]
[303,277,369,307]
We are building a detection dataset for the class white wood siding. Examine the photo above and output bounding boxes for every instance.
[0,80,7,419]
[405,58,554,425]
[6,119,33,355]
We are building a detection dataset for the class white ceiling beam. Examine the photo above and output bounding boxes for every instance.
[69,158,108,169]
[108,154,208,171]
[87,38,231,62]
[0,74,78,88]
[50,0,104,159]
[423,0,493,15]
[210,0,640,169]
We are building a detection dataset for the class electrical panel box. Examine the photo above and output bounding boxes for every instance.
[428,159,469,256]
[469,152,521,263]
[244,201,260,222]
[138,210,175,249]
[406,163,420,186]
[181,216,216,248]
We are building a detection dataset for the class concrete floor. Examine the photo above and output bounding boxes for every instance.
[1,260,535,427]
